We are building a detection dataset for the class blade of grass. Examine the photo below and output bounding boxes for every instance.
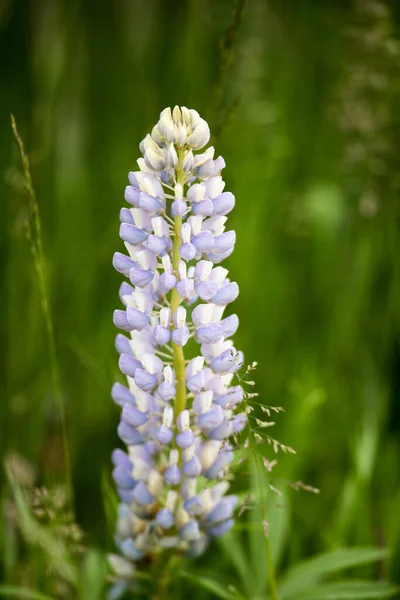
[0,587,56,600]
[10,114,72,509]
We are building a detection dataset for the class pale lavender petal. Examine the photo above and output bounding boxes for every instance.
[164,464,181,485]
[111,383,136,407]
[126,307,150,330]
[191,231,214,252]
[156,508,174,529]
[117,421,143,445]
[176,429,195,449]
[112,466,136,489]
[122,404,148,427]
[119,223,149,245]
[113,309,132,332]
[129,266,154,288]
[134,368,158,391]
[119,354,142,378]
[115,334,132,355]
[113,252,137,276]
[132,481,153,505]
[194,280,218,301]
[183,455,202,478]
[211,282,239,306]
[209,519,234,537]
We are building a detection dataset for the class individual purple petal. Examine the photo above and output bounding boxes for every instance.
[112,466,136,489]
[210,348,237,373]
[128,172,139,186]
[184,496,204,516]
[176,429,195,449]
[111,448,132,470]
[209,418,232,440]
[196,323,223,344]
[231,413,247,433]
[124,186,140,207]
[204,446,233,479]
[122,404,148,427]
[115,334,132,355]
[132,481,154,505]
[198,405,224,431]
[119,354,142,378]
[118,488,135,504]
[196,156,225,179]
[176,278,194,298]
[119,223,149,245]
[194,280,218,301]
[146,234,168,255]
[155,425,174,445]
[156,508,174,529]
[113,310,132,332]
[214,386,244,408]
[126,307,150,330]
[139,192,162,214]
[159,272,177,294]
[164,464,181,485]
[213,231,236,253]
[207,496,237,523]
[111,382,136,407]
[183,456,202,477]
[129,268,153,290]
[120,207,134,224]
[117,421,143,445]
[171,198,187,217]
[209,519,234,537]
[113,252,137,276]
[191,199,213,216]
[191,231,214,252]
[153,325,171,346]
[179,242,196,261]
[212,192,235,215]
[133,368,158,392]
[187,371,205,394]
[220,314,239,338]
[207,246,234,264]
[157,381,176,401]
[172,326,190,346]
[211,282,239,306]
[119,282,134,304]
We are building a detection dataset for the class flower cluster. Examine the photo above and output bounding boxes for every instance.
[111,106,246,562]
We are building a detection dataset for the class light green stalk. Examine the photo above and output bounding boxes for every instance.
[10,115,73,511]
[170,152,187,419]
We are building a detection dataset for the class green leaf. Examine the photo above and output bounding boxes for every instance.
[0,586,55,600]
[279,547,390,598]
[80,549,107,600]
[248,455,269,598]
[218,529,254,596]
[288,579,400,599]
[180,571,243,600]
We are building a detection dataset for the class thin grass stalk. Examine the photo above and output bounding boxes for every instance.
[10,114,73,510]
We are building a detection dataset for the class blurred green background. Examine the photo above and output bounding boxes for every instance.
[1,0,400,595]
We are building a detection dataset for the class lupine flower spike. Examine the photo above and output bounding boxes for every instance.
[111,107,246,564]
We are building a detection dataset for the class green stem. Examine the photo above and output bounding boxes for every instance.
[10,115,73,511]
[171,155,187,420]
[254,451,279,600]
[151,555,179,600]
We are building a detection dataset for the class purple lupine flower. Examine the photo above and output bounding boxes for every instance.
[111,106,246,562]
